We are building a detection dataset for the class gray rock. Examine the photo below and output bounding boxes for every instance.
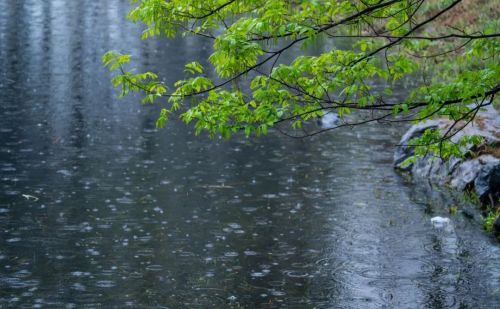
[394,120,441,170]
[449,104,500,144]
[412,154,435,178]
[439,157,462,185]
[394,104,499,214]
[474,156,500,204]
[429,157,454,184]
[449,159,481,191]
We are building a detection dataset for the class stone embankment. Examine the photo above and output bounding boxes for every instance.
[394,105,500,233]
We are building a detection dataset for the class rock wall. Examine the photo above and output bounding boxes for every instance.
[394,105,500,232]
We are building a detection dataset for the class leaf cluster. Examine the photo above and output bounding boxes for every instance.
[103,0,500,159]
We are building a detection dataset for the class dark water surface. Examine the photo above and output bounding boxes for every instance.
[1,1,499,308]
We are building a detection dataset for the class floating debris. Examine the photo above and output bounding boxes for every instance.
[22,194,39,201]
[430,216,453,231]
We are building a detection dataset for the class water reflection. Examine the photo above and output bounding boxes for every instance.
[1,0,500,308]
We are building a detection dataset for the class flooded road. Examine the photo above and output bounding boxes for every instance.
[1,1,499,307]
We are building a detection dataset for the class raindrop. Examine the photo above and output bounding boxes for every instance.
[153,207,164,214]
[145,265,163,272]
[56,170,72,177]
[271,290,286,296]
[95,280,115,288]
[71,283,86,291]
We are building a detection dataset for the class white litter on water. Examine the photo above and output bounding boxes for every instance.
[431,216,451,229]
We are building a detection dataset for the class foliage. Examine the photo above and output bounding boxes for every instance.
[103,0,499,159]
[483,210,499,232]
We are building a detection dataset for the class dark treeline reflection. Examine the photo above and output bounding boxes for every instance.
[0,1,499,308]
